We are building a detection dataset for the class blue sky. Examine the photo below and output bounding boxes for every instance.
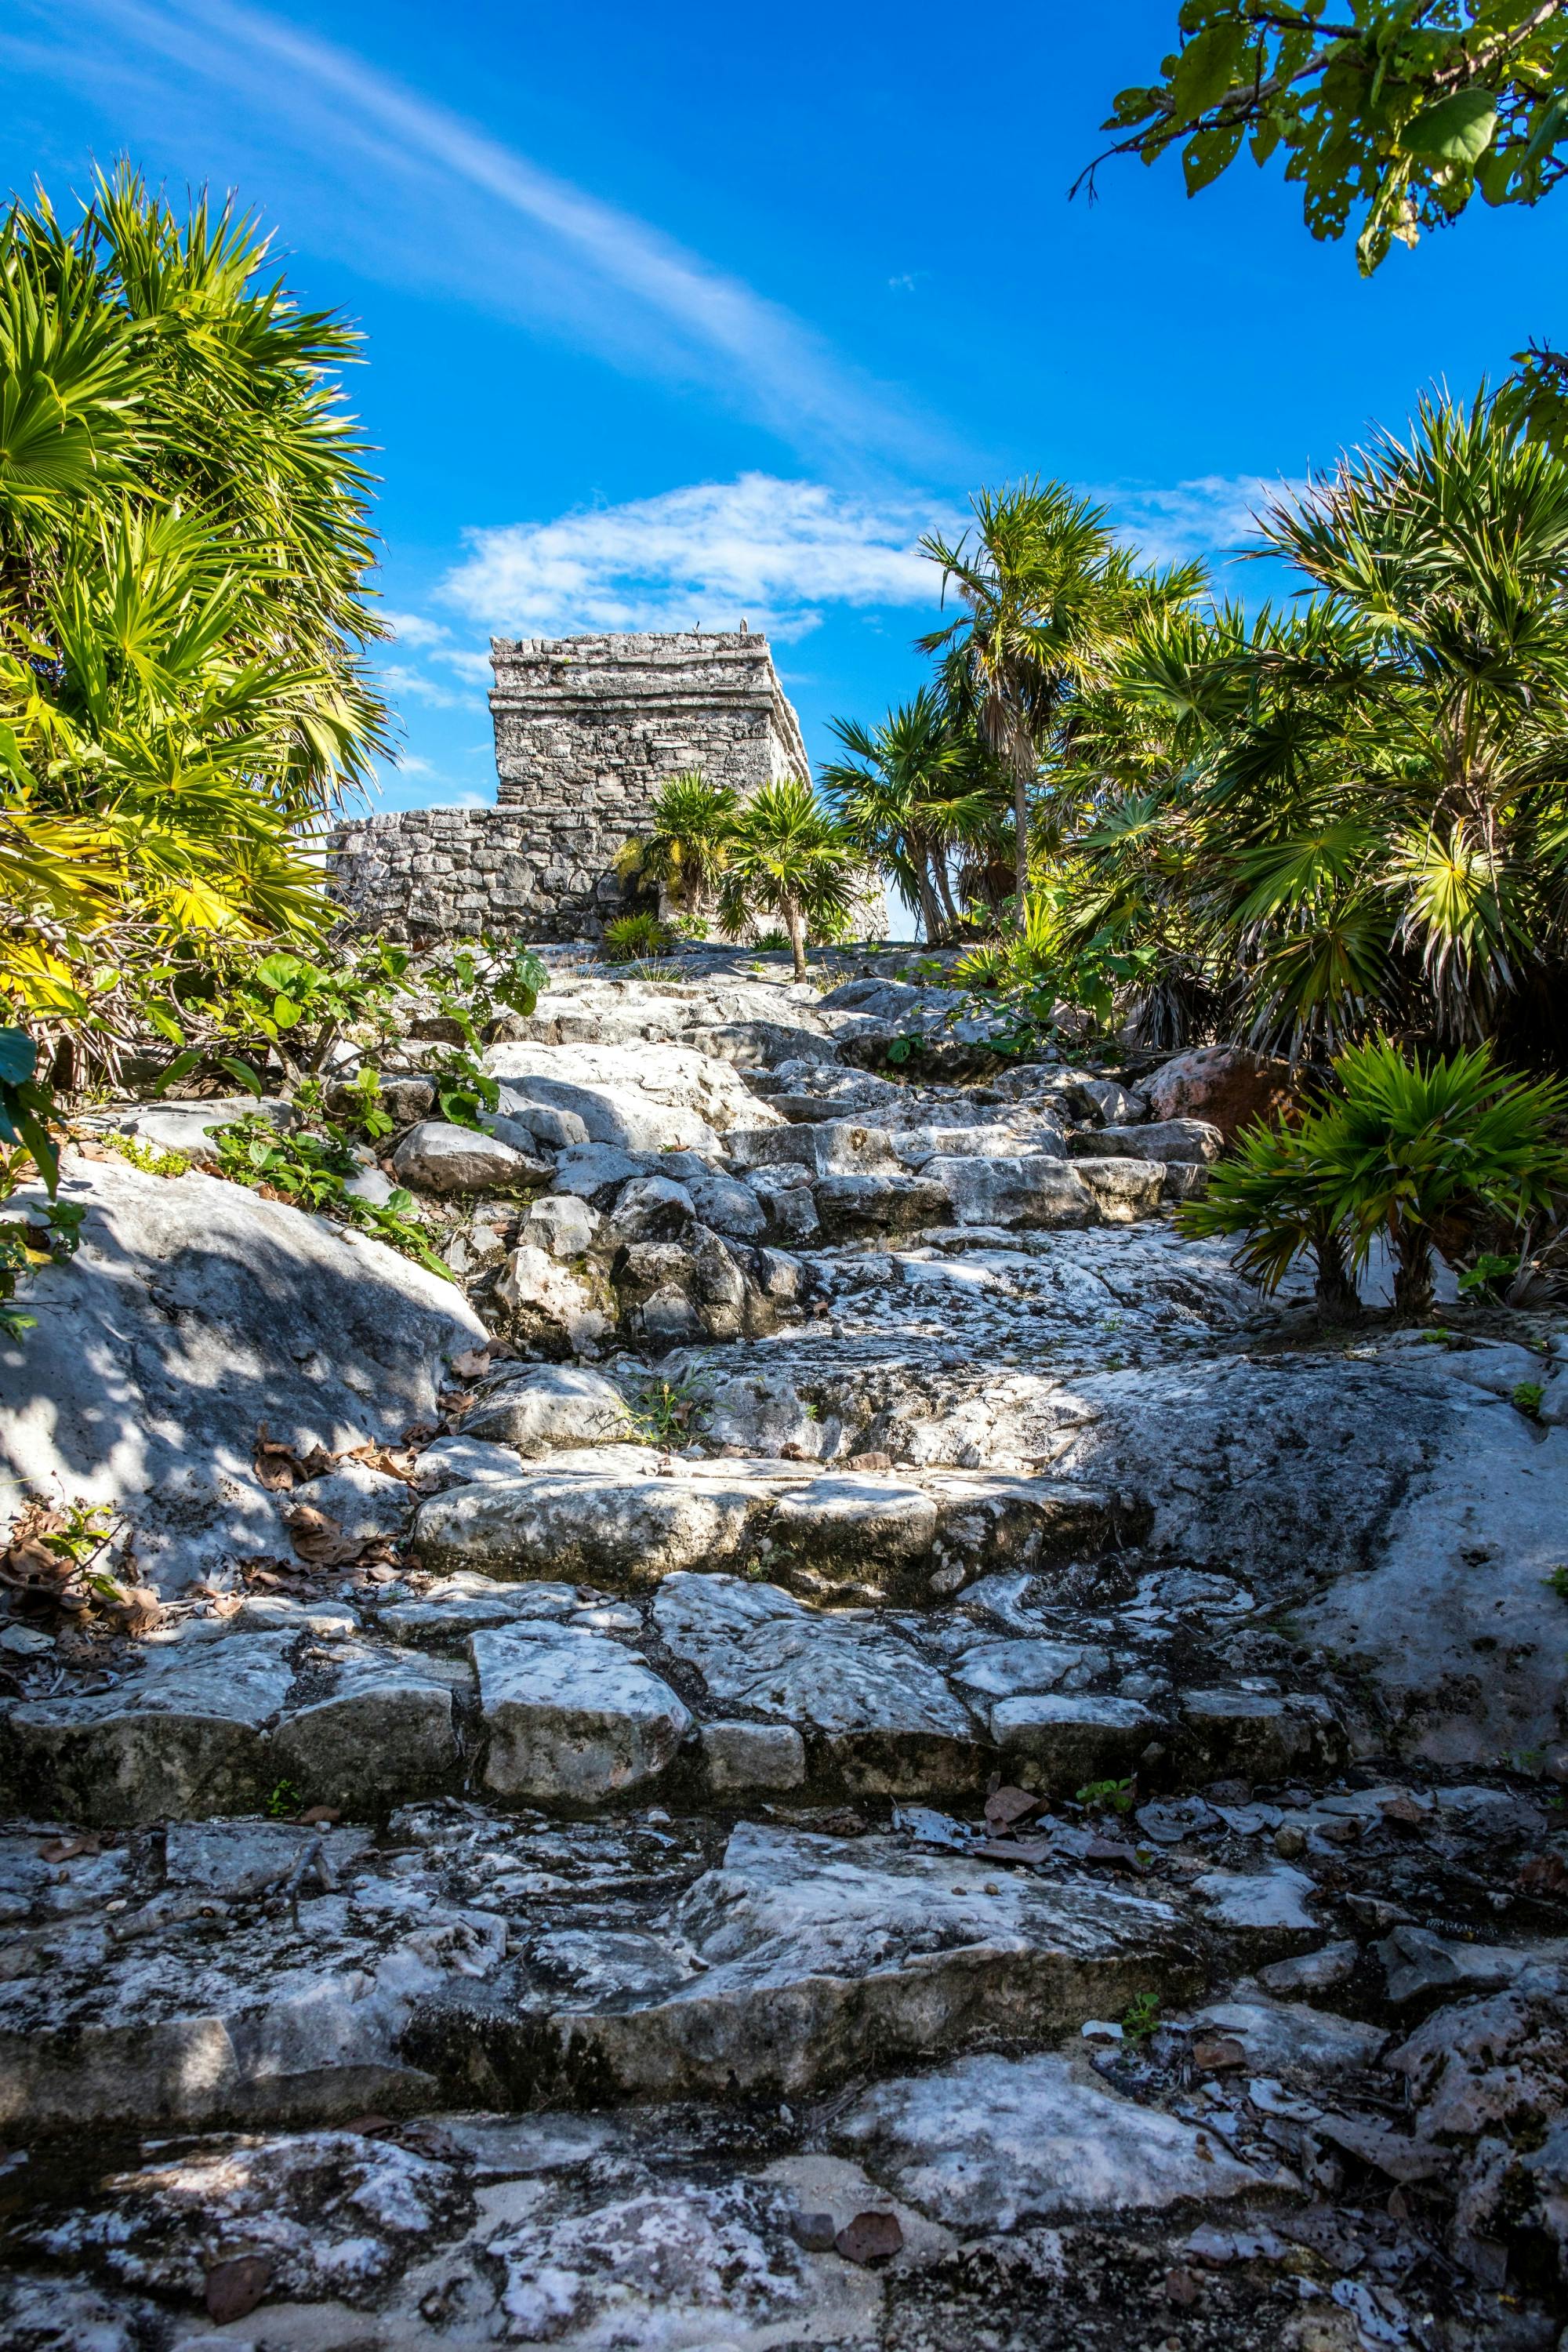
[5,0,1566,832]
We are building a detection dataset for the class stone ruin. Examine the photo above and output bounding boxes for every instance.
[327,629,811,941]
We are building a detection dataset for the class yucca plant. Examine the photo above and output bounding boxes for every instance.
[1308,1037,1568,1318]
[717,779,858,982]
[1184,1036,1568,1322]
[1180,1114,1361,1323]
[602,911,670,964]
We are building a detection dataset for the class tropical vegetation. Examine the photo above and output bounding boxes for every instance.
[1081,2,1568,279]
[1182,1036,1568,1319]
[0,167,386,1062]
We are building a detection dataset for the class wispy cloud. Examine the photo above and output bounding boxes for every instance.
[1104,474,1303,571]
[441,474,956,642]
[12,0,944,468]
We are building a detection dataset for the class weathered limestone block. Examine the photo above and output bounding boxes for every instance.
[473,1624,691,1801]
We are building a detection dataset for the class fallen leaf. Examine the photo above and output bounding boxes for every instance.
[1192,2035,1248,2073]
[450,1347,492,1378]
[38,1835,100,1863]
[205,2256,273,2323]
[834,2210,903,2265]
[283,1505,361,1567]
[1379,1793,1425,1827]
[984,1783,1043,1835]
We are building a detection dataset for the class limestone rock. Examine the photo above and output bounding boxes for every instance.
[1143,1045,1294,1139]
[1076,1117,1223,1164]
[0,1635,296,1824]
[653,1572,981,1793]
[814,1171,953,1239]
[268,1642,468,1811]
[473,1624,691,1801]
[700,1720,807,1795]
[391,1120,550,1196]
[836,2049,1269,2229]
[412,1465,771,1584]
[493,1245,613,1356]
[516,1192,600,1258]
[463,1365,633,1454]
[924,1153,1095,1229]
[991,1693,1161,1791]
[0,1156,481,1589]
[91,1094,293,1166]
[1066,1156,1166,1221]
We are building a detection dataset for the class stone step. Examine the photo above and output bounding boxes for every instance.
[0,1807,1203,2136]
[408,1452,1125,1601]
[0,1566,1347,1825]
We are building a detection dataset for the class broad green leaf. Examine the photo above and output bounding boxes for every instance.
[1399,90,1498,166]
[1169,21,1247,121]
[0,1029,38,1086]
[153,1049,202,1092]
[271,993,302,1029]
[217,1057,265,1097]
[1185,122,1245,194]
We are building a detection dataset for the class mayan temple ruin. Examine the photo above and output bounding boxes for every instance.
[328,629,811,940]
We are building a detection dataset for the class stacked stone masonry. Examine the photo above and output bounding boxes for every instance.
[328,630,810,942]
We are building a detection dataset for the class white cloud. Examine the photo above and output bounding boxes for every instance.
[377,663,476,711]
[441,474,954,642]
[381,610,453,651]
[20,0,945,468]
[1104,474,1305,570]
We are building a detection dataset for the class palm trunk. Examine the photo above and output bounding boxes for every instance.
[915,864,943,946]
[1311,1219,1360,1325]
[785,896,808,982]
[1391,1217,1436,1321]
[1012,762,1029,934]
[933,850,961,935]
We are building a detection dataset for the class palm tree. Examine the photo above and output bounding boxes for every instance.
[641,771,738,925]
[717,778,857,981]
[1083,390,1568,1056]
[0,170,390,1036]
[819,688,998,942]
[918,479,1202,931]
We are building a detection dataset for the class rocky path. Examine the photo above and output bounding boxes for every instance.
[2,949,1566,2350]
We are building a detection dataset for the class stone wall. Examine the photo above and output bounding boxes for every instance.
[327,630,811,942]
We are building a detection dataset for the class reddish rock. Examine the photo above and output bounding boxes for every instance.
[1143,1047,1294,1141]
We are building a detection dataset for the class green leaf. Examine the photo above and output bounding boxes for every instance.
[1399,90,1498,166]
[217,1057,265,1097]
[0,1029,38,1087]
[1169,21,1247,122]
[271,993,301,1029]
[153,1048,203,1093]
[1184,122,1245,194]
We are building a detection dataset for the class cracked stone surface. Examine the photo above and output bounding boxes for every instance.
[4,948,1568,2347]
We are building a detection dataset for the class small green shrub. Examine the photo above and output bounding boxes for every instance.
[1076,1776,1136,1816]
[1544,1565,1568,1600]
[1183,1036,1568,1323]
[212,1113,450,1279]
[603,913,670,964]
[1121,1991,1161,2045]
[266,1779,302,1820]
[628,1375,707,1445]
[1457,1250,1519,1296]
[96,1132,190,1178]
[1513,1380,1546,1417]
